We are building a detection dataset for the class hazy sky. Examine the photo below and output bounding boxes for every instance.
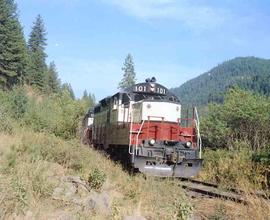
[17,0,270,99]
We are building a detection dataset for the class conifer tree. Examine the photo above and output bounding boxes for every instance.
[46,61,60,93]
[82,89,95,107]
[27,14,47,90]
[82,89,88,99]
[62,83,75,100]
[0,0,29,89]
[118,54,136,89]
[89,93,95,105]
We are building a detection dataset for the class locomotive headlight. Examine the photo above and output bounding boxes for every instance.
[186,141,192,148]
[149,139,156,146]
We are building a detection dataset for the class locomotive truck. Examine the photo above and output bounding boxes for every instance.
[82,77,202,177]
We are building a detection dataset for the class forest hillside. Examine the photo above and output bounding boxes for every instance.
[171,57,270,106]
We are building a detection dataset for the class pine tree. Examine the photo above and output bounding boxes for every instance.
[89,93,95,105]
[0,0,29,89]
[62,83,75,100]
[82,90,95,107]
[46,61,60,93]
[82,89,88,99]
[118,54,136,89]
[27,14,47,90]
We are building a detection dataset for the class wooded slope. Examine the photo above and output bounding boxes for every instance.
[171,57,270,106]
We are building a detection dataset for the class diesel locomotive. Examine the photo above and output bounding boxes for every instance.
[82,78,202,177]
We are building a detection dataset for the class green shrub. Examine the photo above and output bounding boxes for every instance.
[8,87,28,119]
[88,168,106,191]
[23,90,86,139]
[200,144,268,189]
[252,146,270,165]
[201,88,270,150]
[0,85,93,139]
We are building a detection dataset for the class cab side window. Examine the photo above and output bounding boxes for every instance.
[113,97,118,110]
[122,93,130,105]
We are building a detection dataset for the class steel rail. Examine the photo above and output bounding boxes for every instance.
[178,178,270,204]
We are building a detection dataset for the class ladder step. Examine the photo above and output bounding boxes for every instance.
[130,131,143,134]
[180,134,195,137]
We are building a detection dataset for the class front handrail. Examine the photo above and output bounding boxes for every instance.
[128,109,134,155]
[135,120,145,155]
[194,107,202,159]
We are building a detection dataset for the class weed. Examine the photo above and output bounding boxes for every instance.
[12,177,28,208]
[111,200,121,220]
[175,197,194,220]
[88,168,106,191]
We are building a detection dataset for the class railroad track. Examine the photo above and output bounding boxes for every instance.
[178,178,270,204]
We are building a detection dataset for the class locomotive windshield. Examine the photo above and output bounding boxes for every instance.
[133,93,179,103]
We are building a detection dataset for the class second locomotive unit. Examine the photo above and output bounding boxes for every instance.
[83,78,202,177]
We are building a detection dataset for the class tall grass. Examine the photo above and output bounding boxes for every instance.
[199,143,269,190]
[0,129,193,219]
[200,146,268,190]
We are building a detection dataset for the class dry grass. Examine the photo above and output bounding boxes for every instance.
[1,129,269,219]
[0,129,193,219]
[196,148,270,219]
[193,193,270,220]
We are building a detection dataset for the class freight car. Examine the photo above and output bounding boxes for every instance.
[82,78,202,177]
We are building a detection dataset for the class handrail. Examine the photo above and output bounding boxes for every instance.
[146,116,165,119]
[128,108,134,155]
[194,107,202,159]
[135,120,145,155]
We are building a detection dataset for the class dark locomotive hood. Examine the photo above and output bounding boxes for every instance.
[94,78,181,113]
[122,78,180,103]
